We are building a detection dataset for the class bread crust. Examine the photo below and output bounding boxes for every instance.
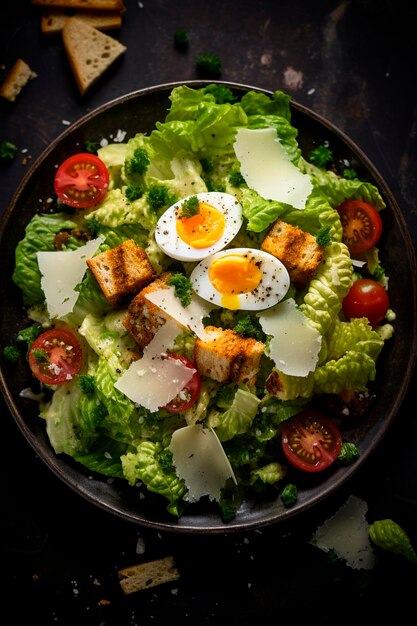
[31,0,126,12]
[41,9,122,34]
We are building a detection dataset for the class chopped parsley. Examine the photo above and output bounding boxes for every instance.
[125,147,150,175]
[0,139,18,163]
[316,225,332,247]
[180,195,200,217]
[309,144,333,167]
[166,273,193,307]
[174,30,189,52]
[196,54,222,78]
[77,374,96,396]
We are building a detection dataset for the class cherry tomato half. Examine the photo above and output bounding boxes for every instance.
[342,278,389,326]
[163,353,202,413]
[281,410,342,472]
[54,153,109,209]
[337,199,383,254]
[28,328,83,385]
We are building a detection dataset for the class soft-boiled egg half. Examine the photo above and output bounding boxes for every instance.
[154,192,243,262]
[190,247,290,311]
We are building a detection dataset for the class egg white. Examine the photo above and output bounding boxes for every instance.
[154,192,243,262]
[190,247,290,311]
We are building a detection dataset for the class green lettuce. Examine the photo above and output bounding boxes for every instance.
[300,242,353,335]
[206,386,261,442]
[13,213,79,306]
[121,440,187,515]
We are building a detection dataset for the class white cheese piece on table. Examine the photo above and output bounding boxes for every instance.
[258,298,321,376]
[310,495,376,570]
[145,286,213,340]
[114,319,195,412]
[37,236,104,319]
[170,424,237,502]
[233,127,313,209]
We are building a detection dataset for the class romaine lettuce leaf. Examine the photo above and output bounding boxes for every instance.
[206,386,261,442]
[121,440,187,509]
[300,242,353,335]
[13,213,78,306]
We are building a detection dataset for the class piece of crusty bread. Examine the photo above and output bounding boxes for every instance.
[261,219,324,288]
[123,272,173,348]
[0,59,37,102]
[87,239,156,306]
[62,17,126,95]
[41,9,122,34]
[31,0,126,11]
[118,556,180,595]
[194,325,265,385]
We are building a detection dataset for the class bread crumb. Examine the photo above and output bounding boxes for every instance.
[0,59,37,102]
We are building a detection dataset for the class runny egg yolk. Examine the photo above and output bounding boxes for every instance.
[208,254,263,309]
[176,202,225,249]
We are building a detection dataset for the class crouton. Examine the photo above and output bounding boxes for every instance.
[265,369,287,399]
[261,219,324,288]
[118,556,180,595]
[194,325,265,385]
[123,272,172,348]
[0,59,37,102]
[87,239,156,306]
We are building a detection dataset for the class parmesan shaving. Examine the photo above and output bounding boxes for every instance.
[258,298,321,376]
[37,236,104,319]
[170,424,237,502]
[310,495,376,570]
[233,128,313,209]
[145,286,213,340]
[114,320,195,412]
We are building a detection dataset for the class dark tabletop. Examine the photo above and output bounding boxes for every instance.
[1,1,417,623]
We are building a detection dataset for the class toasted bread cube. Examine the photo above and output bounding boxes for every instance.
[261,219,324,288]
[194,325,265,385]
[87,239,156,306]
[123,272,172,348]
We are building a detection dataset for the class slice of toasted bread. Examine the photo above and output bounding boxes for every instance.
[62,17,126,95]
[41,9,122,34]
[31,0,126,12]
[118,556,180,595]
[0,59,37,102]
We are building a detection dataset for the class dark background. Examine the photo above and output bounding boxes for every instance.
[1,1,416,623]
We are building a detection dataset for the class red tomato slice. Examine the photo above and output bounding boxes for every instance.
[163,353,201,413]
[281,410,342,472]
[54,153,109,209]
[28,328,83,385]
[337,199,383,254]
[342,278,389,326]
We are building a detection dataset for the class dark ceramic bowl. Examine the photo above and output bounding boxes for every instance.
[1,81,416,533]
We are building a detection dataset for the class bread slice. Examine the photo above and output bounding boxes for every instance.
[62,17,126,95]
[118,556,180,594]
[0,59,37,102]
[41,9,122,34]
[31,0,126,11]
